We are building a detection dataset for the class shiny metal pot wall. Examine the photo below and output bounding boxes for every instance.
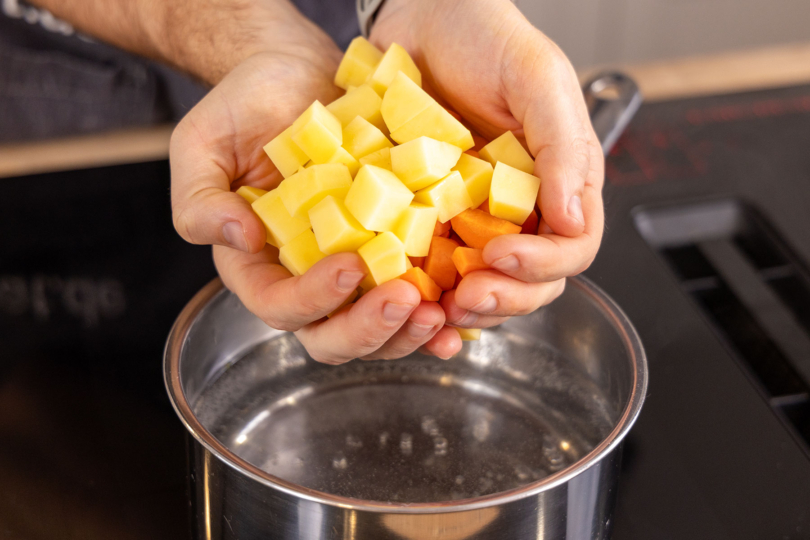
[165,276,647,540]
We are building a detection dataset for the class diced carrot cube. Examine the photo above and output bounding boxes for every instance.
[472,132,488,151]
[454,271,463,288]
[433,220,451,237]
[478,199,489,213]
[408,256,425,269]
[452,247,489,277]
[465,149,480,158]
[399,267,442,301]
[521,209,539,235]
[450,208,521,249]
[424,236,459,290]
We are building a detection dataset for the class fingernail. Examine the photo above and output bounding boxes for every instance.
[471,294,497,314]
[490,254,519,273]
[337,270,365,292]
[407,321,433,338]
[222,221,249,252]
[567,195,584,226]
[455,310,479,327]
[383,302,414,323]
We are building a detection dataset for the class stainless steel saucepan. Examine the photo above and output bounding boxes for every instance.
[165,73,646,540]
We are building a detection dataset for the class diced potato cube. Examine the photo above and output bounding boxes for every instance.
[278,230,327,276]
[278,164,352,219]
[489,162,541,225]
[381,72,433,133]
[251,190,310,247]
[335,37,383,90]
[367,43,422,96]
[345,165,414,231]
[390,136,463,191]
[359,271,377,293]
[324,147,360,177]
[326,84,386,133]
[359,147,392,171]
[456,328,481,341]
[452,153,494,208]
[479,131,535,174]
[357,231,407,285]
[263,127,309,178]
[236,186,267,204]
[342,116,393,160]
[291,101,343,163]
[392,203,439,257]
[309,195,375,254]
[413,171,473,223]
[390,103,474,151]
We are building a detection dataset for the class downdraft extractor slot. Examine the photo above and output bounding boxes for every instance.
[635,199,810,452]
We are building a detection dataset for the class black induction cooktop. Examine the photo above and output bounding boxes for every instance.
[1,84,809,539]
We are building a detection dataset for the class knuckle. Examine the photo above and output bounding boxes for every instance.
[172,204,198,244]
[355,332,387,352]
[262,313,299,333]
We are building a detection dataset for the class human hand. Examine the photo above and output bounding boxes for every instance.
[372,0,604,330]
[170,42,459,364]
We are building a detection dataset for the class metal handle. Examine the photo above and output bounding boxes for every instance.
[582,72,643,155]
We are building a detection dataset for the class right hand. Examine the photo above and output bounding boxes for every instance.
[170,49,462,364]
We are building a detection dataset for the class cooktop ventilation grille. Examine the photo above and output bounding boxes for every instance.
[635,199,810,452]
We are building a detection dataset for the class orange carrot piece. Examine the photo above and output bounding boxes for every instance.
[454,271,463,288]
[433,220,451,237]
[449,231,465,246]
[450,208,522,249]
[424,236,459,290]
[452,247,489,277]
[399,267,443,301]
[472,132,488,151]
[478,199,489,213]
[521,209,539,235]
[408,256,425,269]
[465,149,480,158]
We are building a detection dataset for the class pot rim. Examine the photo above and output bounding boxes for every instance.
[164,275,648,514]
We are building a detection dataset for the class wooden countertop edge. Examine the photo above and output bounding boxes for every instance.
[2,42,810,178]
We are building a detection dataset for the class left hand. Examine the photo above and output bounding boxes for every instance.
[371,0,605,331]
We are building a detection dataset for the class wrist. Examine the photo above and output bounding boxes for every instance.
[148,0,342,85]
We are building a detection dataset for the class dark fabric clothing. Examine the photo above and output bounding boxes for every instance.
[0,0,359,142]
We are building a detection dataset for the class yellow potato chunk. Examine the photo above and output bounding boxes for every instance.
[335,37,383,90]
[390,103,474,151]
[309,195,375,254]
[413,171,473,223]
[345,165,414,232]
[342,116,393,160]
[357,231,407,285]
[457,328,482,341]
[452,154,494,208]
[236,186,267,204]
[367,43,422,96]
[392,203,439,257]
[251,190,310,247]
[479,131,535,174]
[263,127,309,178]
[324,147,360,177]
[358,147,392,171]
[326,84,386,133]
[278,164,352,219]
[359,271,377,293]
[390,136,463,191]
[489,162,541,225]
[381,72,433,133]
[278,230,327,276]
[291,101,343,164]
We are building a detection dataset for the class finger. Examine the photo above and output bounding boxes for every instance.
[420,326,464,360]
[296,279,421,364]
[439,289,510,329]
[483,182,604,282]
[361,301,446,361]
[504,37,604,237]
[170,118,268,253]
[454,271,566,317]
[214,246,367,331]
